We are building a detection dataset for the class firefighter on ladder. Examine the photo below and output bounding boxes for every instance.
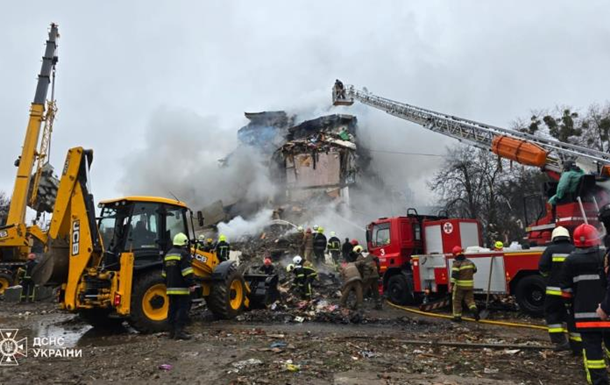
[450,246,480,322]
[561,224,609,385]
[539,226,580,352]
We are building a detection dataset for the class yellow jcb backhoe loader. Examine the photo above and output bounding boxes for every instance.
[2,24,278,331]
[31,146,278,332]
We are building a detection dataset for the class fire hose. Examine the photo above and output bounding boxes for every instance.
[386,300,547,331]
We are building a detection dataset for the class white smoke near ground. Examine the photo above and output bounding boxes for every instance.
[216,209,274,241]
[119,107,277,209]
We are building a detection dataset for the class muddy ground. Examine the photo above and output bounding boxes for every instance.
[0,297,585,385]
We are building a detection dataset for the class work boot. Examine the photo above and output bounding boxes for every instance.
[473,308,480,321]
[174,331,192,340]
[553,341,570,352]
[451,316,462,323]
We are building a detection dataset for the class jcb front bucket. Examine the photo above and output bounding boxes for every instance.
[32,241,69,286]
[244,273,279,309]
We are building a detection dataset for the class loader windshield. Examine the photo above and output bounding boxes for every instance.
[98,205,131,252]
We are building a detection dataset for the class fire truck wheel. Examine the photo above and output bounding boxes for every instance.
[515,275,545,316]
[387,274,416,305]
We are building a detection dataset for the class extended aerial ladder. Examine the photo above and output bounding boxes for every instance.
[332,81,610,175]
[332,81,609,245]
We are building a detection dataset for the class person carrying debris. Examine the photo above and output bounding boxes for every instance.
[215,234,230,262]
[561,224,610,385]
[539,226,580,352]
[354,245,382,310]
[258,258,275,275]
[303,228,314,264]
[327,231,342,264]
[342,238,353,262]
[450,246,479,322]
[340,262,363,310]
[313,227,328,266]
[162,233,197,340]
[18,253,38,303]
[292,255,318,300]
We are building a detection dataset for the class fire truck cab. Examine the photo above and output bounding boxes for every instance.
[367,209,547,315]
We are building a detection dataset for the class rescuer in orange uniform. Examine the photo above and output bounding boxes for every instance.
[451,246,479,322]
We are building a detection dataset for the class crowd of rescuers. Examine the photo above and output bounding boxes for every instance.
[158,207,610,384]
[285,226,382,311]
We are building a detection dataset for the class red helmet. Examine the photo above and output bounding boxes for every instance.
[350,239,359,246]
[452,246,464,256]
[264,258,272,266]
[573,224,601,248]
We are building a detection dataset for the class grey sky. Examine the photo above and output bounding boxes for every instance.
[2,1,610,208]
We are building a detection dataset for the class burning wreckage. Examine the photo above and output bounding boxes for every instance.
[194,112,369,316]
[197,111,366,254]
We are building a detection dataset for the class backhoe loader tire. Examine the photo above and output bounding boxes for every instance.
[78,309,124,329]
[207,264,246,320]
[0,271,14,295]
[128,271,169,333]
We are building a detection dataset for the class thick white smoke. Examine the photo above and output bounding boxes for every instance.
[216,209,274,241]
[119,107,276,209]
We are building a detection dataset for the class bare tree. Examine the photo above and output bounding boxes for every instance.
[0,191,9,226]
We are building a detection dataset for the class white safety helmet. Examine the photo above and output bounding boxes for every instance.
[293,255,303,265]
[552,226,570,241]
[313,225,319,231]
[330,231,336,237]
[286,264,295,272]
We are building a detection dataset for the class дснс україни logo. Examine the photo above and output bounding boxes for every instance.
[0,329,27,366]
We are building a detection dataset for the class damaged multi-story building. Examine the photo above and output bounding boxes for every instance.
[200,111,365,226]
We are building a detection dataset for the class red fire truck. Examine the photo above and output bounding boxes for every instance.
[334,81,610,315]
[366,211,545,314]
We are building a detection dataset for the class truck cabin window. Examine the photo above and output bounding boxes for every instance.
[372,223,391,247]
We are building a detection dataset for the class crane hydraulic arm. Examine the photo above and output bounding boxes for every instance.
[0,24,59,261]
[332,81,610,174]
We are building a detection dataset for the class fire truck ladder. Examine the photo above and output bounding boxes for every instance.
[332,83,610,173]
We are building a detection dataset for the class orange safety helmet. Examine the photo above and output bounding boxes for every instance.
[452,246,464,256]
[264,258,272,266]
[350,239,359,246]
[573,223,601,248]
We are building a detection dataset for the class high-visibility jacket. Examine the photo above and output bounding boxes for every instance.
[560,246,609,330]
[538,239,574,296]
[293,265,317,287]
[313,233,327,251]
[215,241,230,262]
[328,237,341,252]
[19,259,38,280]
[451,257,477,289]
[162,247,195,295]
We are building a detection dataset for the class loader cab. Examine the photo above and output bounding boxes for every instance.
[98,197,190,269]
